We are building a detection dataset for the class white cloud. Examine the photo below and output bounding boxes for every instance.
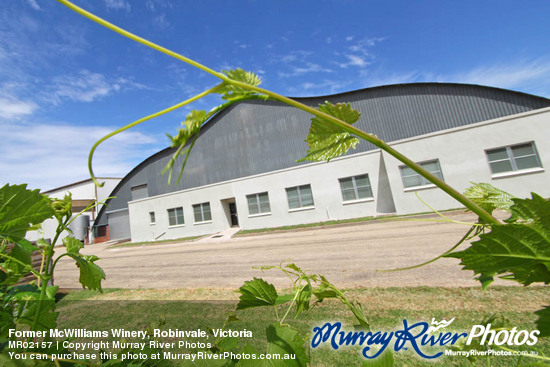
[47,70,140,105]
[146,0,174,12]
[339,54,369,68]
[26,0,40,10]
[286,79,352,97]
[438,61,550,93]
[361,60,550,97]
[104,0,131,12]
[278,63,333,77]
[0,121,162,191]
[0,98,37,119]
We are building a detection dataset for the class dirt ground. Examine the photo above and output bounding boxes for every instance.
[54,211,509,290]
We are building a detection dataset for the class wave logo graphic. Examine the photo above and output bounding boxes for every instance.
[427,318,455,333]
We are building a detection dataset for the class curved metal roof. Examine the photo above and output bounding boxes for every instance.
[94,83,550,226]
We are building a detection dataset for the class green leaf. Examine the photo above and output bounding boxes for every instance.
[17,300,59,331]
[265,324,309,366]
[464,183,515,215]
[298,102,361,162]
[274,294,295,305]
[1,239,37,284]
[68,253,106,291]
[0,308,15,343]
[313,276,339,300]
[535,306,550,337]
[238,325,308,367]
[163,110,206,184]
[63,236,83,255]
[285,263,302,273]
[236,278,279,310]
[218,68,262,101]
[445,193,550,286]
[295,283,311,317]
[0,184,53,242]
[51,193,72,224]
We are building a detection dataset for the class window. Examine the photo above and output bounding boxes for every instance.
[286,184,314,209]
[149,211,156,224]
[193,202,212,223]
[486,142,542,175]
[167,207,184,226]
[247,192,271,215]
[400,160,444,188]
[339,174,373,201]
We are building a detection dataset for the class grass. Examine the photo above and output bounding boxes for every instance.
[55,286,549,366]
[235,208,466,236]
[109,235,204,248]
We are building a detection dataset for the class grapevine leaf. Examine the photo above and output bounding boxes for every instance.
[218,68,262,101]
[0,184,53,242]
[349,301,370,330]
[445,193,550,286]
[313,276,339,300]
[67,253,106,291]
[464,182,515,215]
[298,102,361,162]
[285,263,302,273]
[535,306,550,337]
[163,110,206,184]
[0,308,15,343]
[275,294,295,305]
[236,277,278,310]
[506,192,550,226]
[238,324,308,366]
[51,193,72,224]
[265,324,309,366]
[1,239,37,285]
[18,300,59,331]
[63,236,83,255]
[295,283,311,317]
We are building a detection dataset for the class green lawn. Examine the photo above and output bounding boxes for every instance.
[55,286,549,366]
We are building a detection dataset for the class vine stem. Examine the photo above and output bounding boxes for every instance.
[56,0,499,225]
[87,84,223,187]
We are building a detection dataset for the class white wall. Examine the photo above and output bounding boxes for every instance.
[383,108,550,214]
[128,150,381,242]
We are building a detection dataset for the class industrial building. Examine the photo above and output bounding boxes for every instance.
[26,178,121,244]
[92,83,550,243]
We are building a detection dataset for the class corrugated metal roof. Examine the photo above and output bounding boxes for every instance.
[95,83,550,226]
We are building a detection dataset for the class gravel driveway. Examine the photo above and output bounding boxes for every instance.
[54,211,506,289]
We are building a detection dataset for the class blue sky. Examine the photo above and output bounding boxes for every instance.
[2,0,550,191]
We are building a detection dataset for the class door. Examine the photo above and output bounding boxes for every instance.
[229,202,239,227]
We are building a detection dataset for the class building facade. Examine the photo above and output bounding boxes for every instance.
[27,178,121,244]
[92,83,550,243]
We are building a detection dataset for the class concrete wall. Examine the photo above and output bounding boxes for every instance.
[128,150,381,242]
[383,107,550,214]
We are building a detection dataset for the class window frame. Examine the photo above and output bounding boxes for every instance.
[338,174,373,202]
[246,192,271,216]
[193,202,212,223]
[285,184,315,211]
[485,142,543,176]
[399,159,444,190]
[149,211,156,224]
[167,207,184,227]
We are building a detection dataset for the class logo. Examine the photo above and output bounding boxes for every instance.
[310,319,539,360]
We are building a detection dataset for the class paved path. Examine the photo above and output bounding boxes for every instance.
[54,211,506,289]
